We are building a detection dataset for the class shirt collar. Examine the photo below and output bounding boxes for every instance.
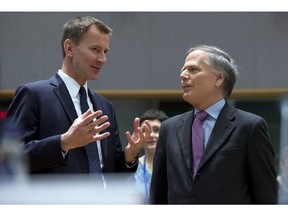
[195,98,225,120]
[57,69,88,98]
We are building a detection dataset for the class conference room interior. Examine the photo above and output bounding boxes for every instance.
[1,12,288,204]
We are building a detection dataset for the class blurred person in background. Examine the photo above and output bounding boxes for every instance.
[278,146,288,203]
[134,109,168,204]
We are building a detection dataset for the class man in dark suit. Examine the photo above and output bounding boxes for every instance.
[6,16,151,176]
[150,45,277,204]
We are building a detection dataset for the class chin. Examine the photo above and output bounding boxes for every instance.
[182,93,191,102]
[183,94,195,106]
[89,76,98,81]
[146,145,156,152]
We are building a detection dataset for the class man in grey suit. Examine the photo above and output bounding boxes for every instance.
[150,45,277,204]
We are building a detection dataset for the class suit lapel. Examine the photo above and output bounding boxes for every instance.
[198,102,236,169]
[176,111,194,179]
[50,74,78,123]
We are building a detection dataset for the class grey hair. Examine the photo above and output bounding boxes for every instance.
[187,45,239,98]
[61,16,112,58]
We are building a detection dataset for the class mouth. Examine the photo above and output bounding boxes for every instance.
[147,140,157,145]
[181,80,191,89]
[91,65,101,71]
[182,85,192,91]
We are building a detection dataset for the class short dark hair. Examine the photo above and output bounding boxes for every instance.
[61,16,112,58]
[140,109,168,125]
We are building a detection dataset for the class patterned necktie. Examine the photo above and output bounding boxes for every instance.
[192,111,208,177]
[79,86,102,174]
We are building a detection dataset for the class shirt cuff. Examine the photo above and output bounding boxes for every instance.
[125,159,138,168]
[61,150,69,158]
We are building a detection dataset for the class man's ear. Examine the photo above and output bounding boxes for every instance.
[63,39,73,57]
[215,73,225,87]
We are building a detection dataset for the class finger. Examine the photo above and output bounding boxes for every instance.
[125,131,134,144]
[144,120,152,131]
[92,121,110,134]
[133,117,140,132]
[136,127,145,143]
[93,132,110,141]
[83,110,103,125]
[141,120,152,138]
[81,109,92,119]
[89,115,109,129]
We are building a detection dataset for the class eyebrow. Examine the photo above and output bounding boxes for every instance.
[93,44,109,52]
[181,64,197,72]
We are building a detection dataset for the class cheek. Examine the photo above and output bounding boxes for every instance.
[193,76,207,89]
[74,53,88,67]
[201,77,216,91]
[155,133,159,139]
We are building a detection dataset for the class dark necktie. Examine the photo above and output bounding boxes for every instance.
[192,111,208,177]
[79,86,102,174]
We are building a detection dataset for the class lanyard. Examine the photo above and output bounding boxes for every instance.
[143,155,149,204]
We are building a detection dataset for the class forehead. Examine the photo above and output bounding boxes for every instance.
[80,25,109,44]
[185,50,209,64]
[141,119,161,127]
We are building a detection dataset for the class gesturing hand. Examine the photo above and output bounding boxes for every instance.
[60,109,110,151]
[124,117,151,163]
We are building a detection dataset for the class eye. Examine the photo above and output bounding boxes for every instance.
[187,66,199,74]
[152,126,160,134]
[181,65,200,74]
[92,47,109,56]
[154,128,160,133]
[92,47,101,53]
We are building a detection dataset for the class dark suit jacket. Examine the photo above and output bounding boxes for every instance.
[6,74,136,174]
[150,102,277,204]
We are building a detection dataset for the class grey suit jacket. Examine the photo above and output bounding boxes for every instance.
[150,102,277,204]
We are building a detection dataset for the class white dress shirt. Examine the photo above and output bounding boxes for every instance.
[57,70,103,169]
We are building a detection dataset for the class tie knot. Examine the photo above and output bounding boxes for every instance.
[79,86,87,97]
[195,111,208,122]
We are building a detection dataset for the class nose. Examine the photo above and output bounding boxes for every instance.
[180,70,189,80]
[97,52,107,64]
